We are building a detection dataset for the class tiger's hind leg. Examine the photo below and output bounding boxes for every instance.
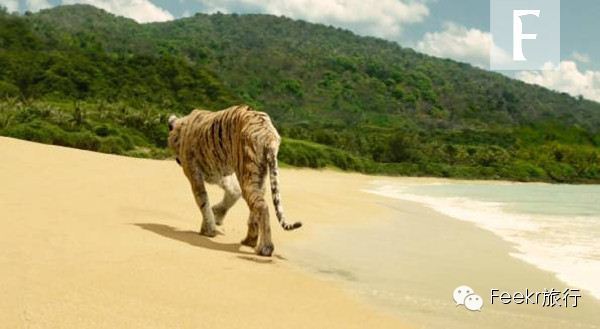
[240,212,258,248]
[240,165,273,256]
[212,175,241,226]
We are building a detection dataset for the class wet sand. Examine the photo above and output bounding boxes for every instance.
[284,178,600,328]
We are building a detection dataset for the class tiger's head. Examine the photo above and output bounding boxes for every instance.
[167,115,183,165]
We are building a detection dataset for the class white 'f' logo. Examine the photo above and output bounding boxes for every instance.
[513,9,540,61]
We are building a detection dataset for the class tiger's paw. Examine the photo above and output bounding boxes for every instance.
[241,236,258,248]
[256,243,274,257]
[212,205,226,226]
[200,225,217,237]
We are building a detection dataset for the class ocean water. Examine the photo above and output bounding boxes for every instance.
[367,180,600,300]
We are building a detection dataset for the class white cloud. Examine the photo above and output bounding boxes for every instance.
[196,0,429,39]
[517,61,600,103]
[415,22,514,69]
[61,0,174,23]
[26,0,52,12]
[415,23,600,103]
[2,0,19,12]
[571,51,591,64]
[416,22,492,66]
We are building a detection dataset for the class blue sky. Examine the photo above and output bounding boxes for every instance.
[3,0,599,102]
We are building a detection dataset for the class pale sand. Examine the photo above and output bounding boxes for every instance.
[0,137,407,329]
[2,137,599,329]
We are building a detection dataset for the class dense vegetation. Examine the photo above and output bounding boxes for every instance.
[1,5,599,183]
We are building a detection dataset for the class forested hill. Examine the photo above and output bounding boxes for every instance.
[1,5,599,183]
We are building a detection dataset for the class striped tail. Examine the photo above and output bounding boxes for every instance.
[267,150,302,231]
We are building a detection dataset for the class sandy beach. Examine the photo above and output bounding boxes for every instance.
[0,137,406,328]
[1,137,599,328]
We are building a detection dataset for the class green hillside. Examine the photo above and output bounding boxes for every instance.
[1,5,599,182]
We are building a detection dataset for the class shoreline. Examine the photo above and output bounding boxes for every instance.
[281,175,600,328]
[364,178,600,301]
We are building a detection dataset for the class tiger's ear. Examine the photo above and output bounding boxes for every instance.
[168,115,178,131]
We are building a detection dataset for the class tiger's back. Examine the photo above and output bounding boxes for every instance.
[177,105,280,183]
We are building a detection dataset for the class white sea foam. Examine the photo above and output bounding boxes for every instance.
[366,183,600,300]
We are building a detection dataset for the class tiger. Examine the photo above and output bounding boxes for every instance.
[167,105,302,257]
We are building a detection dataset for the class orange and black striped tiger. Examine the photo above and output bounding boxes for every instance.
[167,105,302,256]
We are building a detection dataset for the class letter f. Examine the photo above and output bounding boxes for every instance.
[513,10,540,61]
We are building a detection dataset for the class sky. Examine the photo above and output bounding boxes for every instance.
[2,0,599,102]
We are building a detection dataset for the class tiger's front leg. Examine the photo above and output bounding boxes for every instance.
[212,175,242,226]
[187,170,217,237]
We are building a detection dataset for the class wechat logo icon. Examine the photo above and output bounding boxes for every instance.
[453,285,483,311]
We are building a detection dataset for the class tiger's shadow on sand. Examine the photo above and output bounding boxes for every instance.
[134,223,253,255]
[134,223,282,262]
